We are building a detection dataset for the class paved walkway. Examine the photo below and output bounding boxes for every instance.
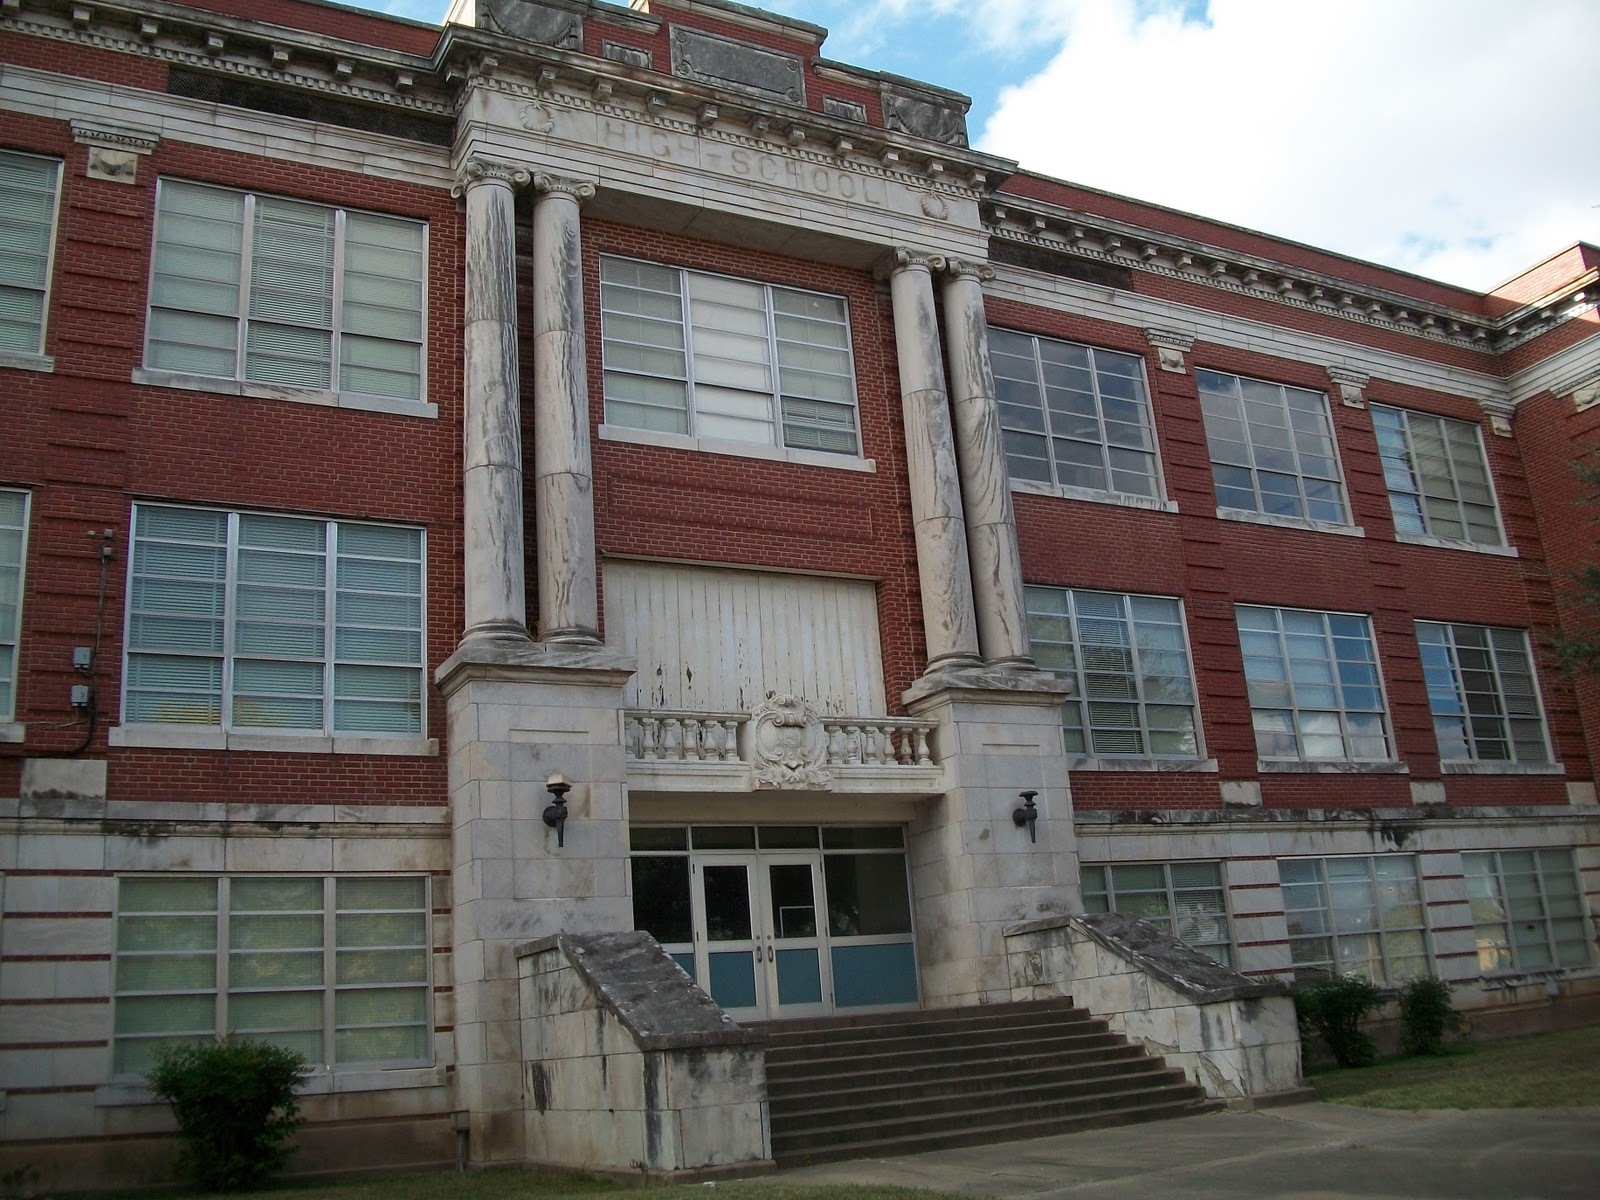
[770,1103,1600,1199]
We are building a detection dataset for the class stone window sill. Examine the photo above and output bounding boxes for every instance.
[1217,508,1365,538]
[0,722,23,744]
[131,368,437,420]
[1257,759,1409,774]
[1396,531,1518,558]
[598,423,876,473]
[1440,761,1565,776]
[109,724,438,756]
[0,351,53,373]
[1012,479,1178,514]
[1067,757,1217,773]
[96,1064,445,1107]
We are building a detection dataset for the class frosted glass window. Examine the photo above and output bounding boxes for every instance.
[0,151,62,355]
[1027,586,1200,759]
[1280,856,1428,984]
[147,180,425,400]
[113,875,430,1075]
[124,504,424,736]
[1238,605,1391,761]
[1198,369,1349,524]
[991,329,1160,498]
[1416,622,1550,764]
[601,255,860,456]
[1372,405,1502,545]
[1082,861,1231,965]
[0,489,29,721]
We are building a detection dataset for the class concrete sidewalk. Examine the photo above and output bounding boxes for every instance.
[768,1103,1600,1199]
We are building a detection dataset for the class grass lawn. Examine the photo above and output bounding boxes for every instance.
[1309,1023,1600,1109]
[100,1171,953,1200]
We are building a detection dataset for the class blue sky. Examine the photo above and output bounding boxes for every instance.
[357,1,1600,292]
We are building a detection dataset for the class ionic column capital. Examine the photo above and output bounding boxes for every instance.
[532,173,597,202]
[452,157,531,198]
[941,257,995,285]
[878,246,943,280]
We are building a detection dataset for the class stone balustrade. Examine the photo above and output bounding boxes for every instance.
[623,709,935,770]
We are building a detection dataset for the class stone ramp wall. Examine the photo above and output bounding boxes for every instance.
[515,931,771,1178]
[1005,913,1304,1103]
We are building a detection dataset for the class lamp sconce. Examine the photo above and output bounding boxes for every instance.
[543,773,571,848]
[1012,790,1039,843]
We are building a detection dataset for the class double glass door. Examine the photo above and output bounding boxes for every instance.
[693,853,830,1021]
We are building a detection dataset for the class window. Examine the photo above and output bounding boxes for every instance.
[989,329,1160,498]
[599,255,860,455]
[124,505,425,736]
[1237,605,1391,761]
[1416,622,1550,764]
[1027,587,1201,758]
[1371,405,1502,545]
[1463,849,1590,973]
[1279,856,1427,984]
[1197,369,1348,524]
[1082,861,1232,966]
[0,150,62,356]
[146,180,426,401]
[113,875,430,1075]
[0,489,29,721]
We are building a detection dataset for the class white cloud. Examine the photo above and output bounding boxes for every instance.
[977,0,1600,290]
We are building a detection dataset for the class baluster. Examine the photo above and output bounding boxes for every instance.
[723,719,742,762]
[844,724,861,765]
[896,725,915,766]
[825,722,844,765]
[640,717,658,760]
[661,718,682,761]
[684,718,703,761]
[859,724,878,765]
[624,715,640,759]
[914,725,932,767]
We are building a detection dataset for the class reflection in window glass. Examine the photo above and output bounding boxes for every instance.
[1463,849,1589,973]
[1082,862,1231,965]
[824,853,911,937]
[630,856,692,946]
[1279,856,1427,984]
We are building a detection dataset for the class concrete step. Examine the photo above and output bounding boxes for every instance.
[765,1026,1124,1070]
[766,1041,1154,1100]
[756,997,1088,1042]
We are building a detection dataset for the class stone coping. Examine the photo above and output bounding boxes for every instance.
[1005,912,1290,1004]
[516,931,765,1052]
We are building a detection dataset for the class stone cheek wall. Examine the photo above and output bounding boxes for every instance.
[515,932,770,1177]
[1005,913,1303,1103]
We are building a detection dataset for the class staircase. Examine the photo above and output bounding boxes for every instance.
[758,997,1220,1165]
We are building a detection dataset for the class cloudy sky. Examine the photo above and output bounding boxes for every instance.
[363,0,1599,292]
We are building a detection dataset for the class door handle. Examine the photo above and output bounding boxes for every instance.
[767,945,774,962]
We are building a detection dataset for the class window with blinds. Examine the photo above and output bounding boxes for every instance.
[1026,586,1201,758]
[112,875,431,1075]
[0,489,30,722]
[1082,861,1232,965]
[600,255,861,456]
[145,180,426,401]
[1416,621,1550,764]
[123,504,425,736]
[0,150,62,356]
[1371,405,1503,546]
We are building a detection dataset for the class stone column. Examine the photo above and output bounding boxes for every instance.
[940,259,1031,666]
[885,247,981,669]
[456,157,532,644]
[530,174,601,645]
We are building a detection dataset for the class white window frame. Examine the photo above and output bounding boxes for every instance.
[0,149,64,365]
[118,503,427,744]
[1416,621,1552,765]
[1237,604,1394,763]
[1081,861,1233,966]
[1197,369,1352,527]
[1371,404,1506,548]
[598,254,864,461]
[0,488,31,732]
[989,328,1166,504]
[1279,855,1430,984]
[1462,849,1591,974]
[138,179,430,416]
[1026,585,1204,761]
[111,874,433,1078]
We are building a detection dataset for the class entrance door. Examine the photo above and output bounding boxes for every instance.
[691,854,831,1020]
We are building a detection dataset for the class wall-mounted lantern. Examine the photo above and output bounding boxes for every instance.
[1012,790,1039,843]
[543,773,572,848]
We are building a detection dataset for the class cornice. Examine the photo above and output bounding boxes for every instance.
[3,0,452,115]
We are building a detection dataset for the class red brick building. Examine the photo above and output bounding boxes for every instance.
[1,0,1596,1186]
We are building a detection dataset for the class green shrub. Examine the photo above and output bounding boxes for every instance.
[145,1038,309,1191]
[1399,976,1464,1056]
[1295,975,1385,1067]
